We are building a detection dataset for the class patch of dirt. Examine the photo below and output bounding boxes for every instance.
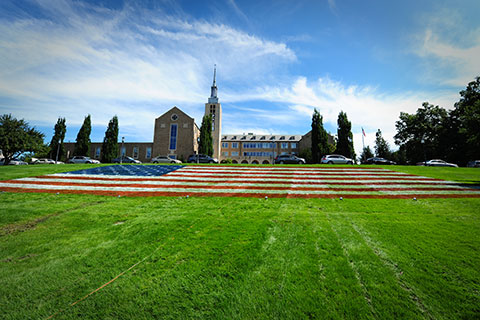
[2,253,39,263]
[0,200,106,237]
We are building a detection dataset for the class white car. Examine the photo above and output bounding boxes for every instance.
[0,158,28,165]
[68,156,101,164]
[321,154,354,164]
[425,159,458,167]
[151,155,182,164]
[33,158,63,164]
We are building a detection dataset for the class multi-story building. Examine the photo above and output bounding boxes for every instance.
[64,68,332,164]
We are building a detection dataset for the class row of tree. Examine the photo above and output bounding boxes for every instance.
[308,76,479,166]
[0,113,121,164]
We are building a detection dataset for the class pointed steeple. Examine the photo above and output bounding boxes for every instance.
[208,64,218,103]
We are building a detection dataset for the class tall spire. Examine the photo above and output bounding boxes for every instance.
[209,64,218,103]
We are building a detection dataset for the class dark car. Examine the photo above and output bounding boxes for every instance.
[365,157,396,165]
[112,156,141,164]
[467,160,480,168]
[187,154,218,163]
[274,154,306,164]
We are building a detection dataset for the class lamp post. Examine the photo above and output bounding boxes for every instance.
[121,137,125,164]
[55,138,60,164]
[271,136,275,165]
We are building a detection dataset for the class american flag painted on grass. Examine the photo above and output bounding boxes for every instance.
[0,165,479,199]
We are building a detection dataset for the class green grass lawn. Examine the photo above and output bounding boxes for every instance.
[1,165,479,319]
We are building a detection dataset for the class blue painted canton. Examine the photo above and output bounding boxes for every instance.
[63,165,185,176]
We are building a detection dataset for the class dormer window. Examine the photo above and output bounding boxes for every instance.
[289,136,295,140]
[241,136,246,140]
[251,136,256,140]
[280,136,285,140]
[232,136,237,140]
[270,136,275,140]
[260,136,266,140]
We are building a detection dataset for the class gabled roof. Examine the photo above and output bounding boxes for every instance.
[155,106,195,122]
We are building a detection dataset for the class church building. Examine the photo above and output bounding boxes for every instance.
[64,67,329,164]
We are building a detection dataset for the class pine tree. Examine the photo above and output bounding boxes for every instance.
[74,115,91,156]
[101,116,119,163]
[49,117,66,161]
[374,129,392,158]
[335,111,355,160]
[311,109,330,163]
[199,114,213,156]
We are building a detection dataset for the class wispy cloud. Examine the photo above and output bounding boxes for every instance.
[223,76,458,155]
[414,9,480,86]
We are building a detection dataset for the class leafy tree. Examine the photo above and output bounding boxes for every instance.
[450,76,480,163]
[374,129,391,158]
[359,146,374,163]
[74,115,91,156]
[394,102,448,164]
[199,114,213,156]
[49,117,66,161]
[0,114,45,165]
[311,109,331,163]
[335,111,355,160]
[299,148,312,164]
[101,116,119,163]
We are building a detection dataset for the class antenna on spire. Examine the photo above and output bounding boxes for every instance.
[213,64,217,86]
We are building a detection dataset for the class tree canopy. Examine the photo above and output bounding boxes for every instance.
[0,114,45,165]
[199,114,213,156]
[374,129,391,159]
[101,116,119,163]
[49,117,66,161]
[311,109,331,163]
[74,115,91,157]
[335,111,355,160]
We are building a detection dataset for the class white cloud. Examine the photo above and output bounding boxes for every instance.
[414,9,480,86]
[224,76,458,157]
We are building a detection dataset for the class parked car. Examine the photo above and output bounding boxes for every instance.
[33,158,58,164]
[467,160,480,168]
[365,157,396,165]
[112,156,141,164]
[425,159,458,167]
[274,154,306,164]
[321,154,354,164]
[187,154,218,163]
[0,158,28,165]
[151,155,182,164]
[68,156,101,164]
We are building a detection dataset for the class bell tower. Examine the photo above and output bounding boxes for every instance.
[205,65,222,160]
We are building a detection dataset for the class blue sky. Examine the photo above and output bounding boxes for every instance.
[1,0,479,156]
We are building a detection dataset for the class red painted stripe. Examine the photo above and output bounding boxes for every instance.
[23,176,454,185]
[165,173,441,181]
[2,180,472,192]
[1,187,480,199]
[176,170,418,177]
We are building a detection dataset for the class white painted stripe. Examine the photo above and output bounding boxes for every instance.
[1,182,478,195]
[14,177,464,189]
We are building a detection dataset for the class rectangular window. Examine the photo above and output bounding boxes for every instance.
[291,143,297,149]
[222,151,229,157]
[133,146,139,159]
[169,124,177,150]
[281,143,288,149]
[121,147,126,156]
[95,147,101,158]
[146,147,152,159]
[222,142,228,148]
[232,142,238,148]
[231,151,239,156]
